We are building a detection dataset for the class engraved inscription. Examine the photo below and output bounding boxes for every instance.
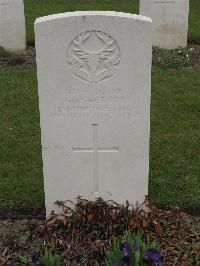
[0,3,8,7]
[49,88,142,119]
[73,124,119,194]
[67,30,120,83]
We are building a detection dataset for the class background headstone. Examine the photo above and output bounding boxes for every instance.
[140,0,189,49]
[0,0,26,51]
[35,11,152,216]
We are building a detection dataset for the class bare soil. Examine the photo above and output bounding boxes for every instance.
[0,199,199,265]
[0,47,36,69]
[0,45,200,70]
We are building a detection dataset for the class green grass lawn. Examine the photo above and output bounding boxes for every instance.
[0,71,44,214]
[150,70,200,210]
[188,0,200,42]
[24,0,200,45]
[0,69,199,213]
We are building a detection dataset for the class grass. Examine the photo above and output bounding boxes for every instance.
[0,70,44,213]
[24,0,200,45]
[24,0,139,45]
[150,69,200,210]
[188,0,200,42]
[0,69,199,212]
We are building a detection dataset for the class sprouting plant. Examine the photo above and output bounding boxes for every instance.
[17,255,28,265]
[105,229,164,266]
[39,247,62,266]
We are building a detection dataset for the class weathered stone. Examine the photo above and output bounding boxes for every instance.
[0,0,26,51]
[140,0,189,49]
[35,11,152,216]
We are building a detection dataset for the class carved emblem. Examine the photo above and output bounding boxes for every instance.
[67,30,120,83]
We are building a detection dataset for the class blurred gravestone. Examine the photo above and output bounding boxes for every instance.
[35,11,152,216]
[140,0,189,49]
[0,0,26,51]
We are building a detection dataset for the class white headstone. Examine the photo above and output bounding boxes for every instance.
[0,0,26,51]
[34,11,152,216]
[140,0,189,49]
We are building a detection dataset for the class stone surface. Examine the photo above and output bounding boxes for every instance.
[0,0,26,51]
[34,11,152,216]
[140,0,189,49]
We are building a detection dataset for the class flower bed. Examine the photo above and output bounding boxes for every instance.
[0,197,199,265]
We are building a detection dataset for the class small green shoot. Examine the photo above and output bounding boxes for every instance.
[40,247,62,266]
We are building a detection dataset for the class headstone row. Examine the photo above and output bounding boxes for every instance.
[0,0,189,51]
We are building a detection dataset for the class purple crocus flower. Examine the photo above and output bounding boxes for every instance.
[31,251,40,263]
[120,241,132,257]
[120,241,132,263]
[144,248,164,265]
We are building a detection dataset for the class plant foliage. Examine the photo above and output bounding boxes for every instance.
[39,247,62,266]
[105,230,161,266]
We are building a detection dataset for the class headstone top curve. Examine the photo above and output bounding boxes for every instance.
[34,11,152,25]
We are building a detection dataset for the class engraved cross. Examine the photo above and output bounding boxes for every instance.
[72,124,119,194]
[154,0,174,18]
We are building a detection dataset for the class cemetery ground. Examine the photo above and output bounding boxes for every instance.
[0,0,200,265]
[0,53,200,215]
[0,48,199,265]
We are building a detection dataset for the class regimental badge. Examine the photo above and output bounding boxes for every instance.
[67,30,120,83]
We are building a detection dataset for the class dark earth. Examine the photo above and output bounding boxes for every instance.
[0,213,198,254]
[0,198,199,265]
[0,45,200,70]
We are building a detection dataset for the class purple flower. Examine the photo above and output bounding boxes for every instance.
[31,251,40,263]
[7,261,16,266]
[133,240,139,252]
[144,248,164,265]
[120,241,132,257]
[142,232,148,244]
[120,241,132,263]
